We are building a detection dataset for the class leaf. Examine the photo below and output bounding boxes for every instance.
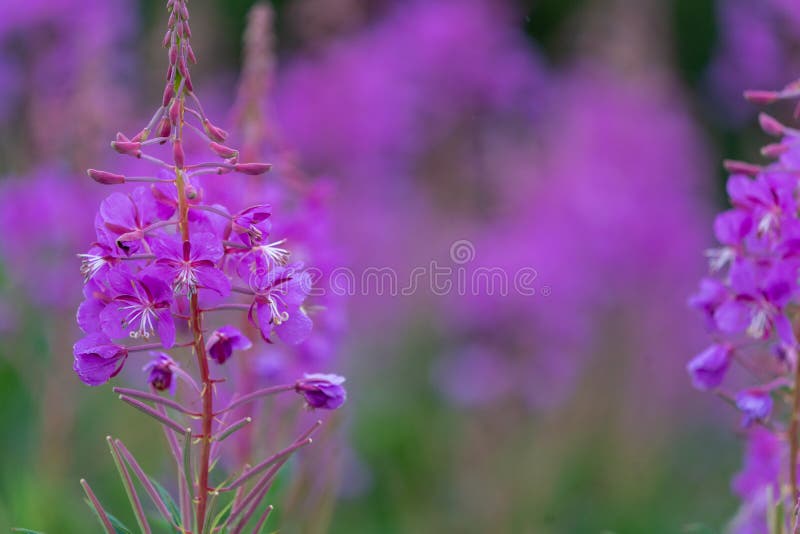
[150,477,182,528]
[207,497,234,534]
[182,428,194,504]
[10,529,47,533]
[106,511,133,534]
[107,437,151,534]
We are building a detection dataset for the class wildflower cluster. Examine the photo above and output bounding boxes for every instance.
[690,82,800,529]
[71,1,346,532]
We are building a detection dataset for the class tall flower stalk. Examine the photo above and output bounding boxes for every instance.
[68,1,346,532]
[690,80,800,531]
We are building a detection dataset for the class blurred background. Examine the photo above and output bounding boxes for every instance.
[0,0,791,531]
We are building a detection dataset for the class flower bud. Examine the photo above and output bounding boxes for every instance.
[210,142,238,159]
[169,98,181,125]
[87,169,126,185]
[723,159,762,177]
[761,143,789,158]
[203,119,228,142]
[111,140,142,157]
[132,128,147,142]
[758,113,785,137]
[158,118,171,139]
[744,90,780,104]
[162,84,174,107]
[234,162,272,175]
[173,139,185,169]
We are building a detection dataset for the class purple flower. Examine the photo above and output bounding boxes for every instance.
[143,352,178,395]
[97,188,157,254]
[736,389,773,427]
[689,277,728,330]
[713,260,797,346]
[295,373,347,410]
[77,278,112,334]
[78,239,121,282]
[151,232,230,296]
[206,325,252,364]
[707,209,753,270]
[727,172,797,237]
[73,333,129,386]
[687,344,732,391]
[248,264,313,345]
[99,268,176,347]
[228,204,272,246]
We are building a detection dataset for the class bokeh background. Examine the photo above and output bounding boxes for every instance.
[0,0,791,531]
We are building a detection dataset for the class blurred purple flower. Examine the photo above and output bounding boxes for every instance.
[295,373,347,410]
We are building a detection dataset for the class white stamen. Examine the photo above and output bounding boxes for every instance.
[705,247,735,272]
[78,254,107,282]
[259,239,291,266]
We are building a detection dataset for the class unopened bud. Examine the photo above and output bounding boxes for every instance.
[158,118,171,140]
[111,140,142,157]
[758,113,785,137]
[723,159,762,176]
[88,169,125,185]
[234,163,272,175]
[132,128,147,142]
[173,139,185,169]
[210,142,238,159]
[203,119,228,142]
[169,98,181,125]
[761,143,790,158]
[744,90,780,105]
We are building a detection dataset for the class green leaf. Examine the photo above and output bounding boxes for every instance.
[182,428,195,505]
[150,477,182,528]
[10,529,47,533]
[106,511,133,534]
[207,496,234,534]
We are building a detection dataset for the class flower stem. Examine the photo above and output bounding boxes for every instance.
[791,361,800,504]
[175,81,214,533]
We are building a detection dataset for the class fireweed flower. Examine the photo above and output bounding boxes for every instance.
[65,2,347,531]
[296,374,347,410]
[247,263,313,345]
[99,268,176,347]
[687,344,732,391]
[73,333,128,386]
[150,232,230,296]
[206,325,252,364]
[143,352,178,395]
[736,389,773,427]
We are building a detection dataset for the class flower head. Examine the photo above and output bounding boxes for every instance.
[99,268,176,347]
[206,325,252,364]
[73,333,129,386]
[143,352,179,395]
[151,232,230,296]
[295,373,347,410]
[687,344,732,391]
[736,389,773,427]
